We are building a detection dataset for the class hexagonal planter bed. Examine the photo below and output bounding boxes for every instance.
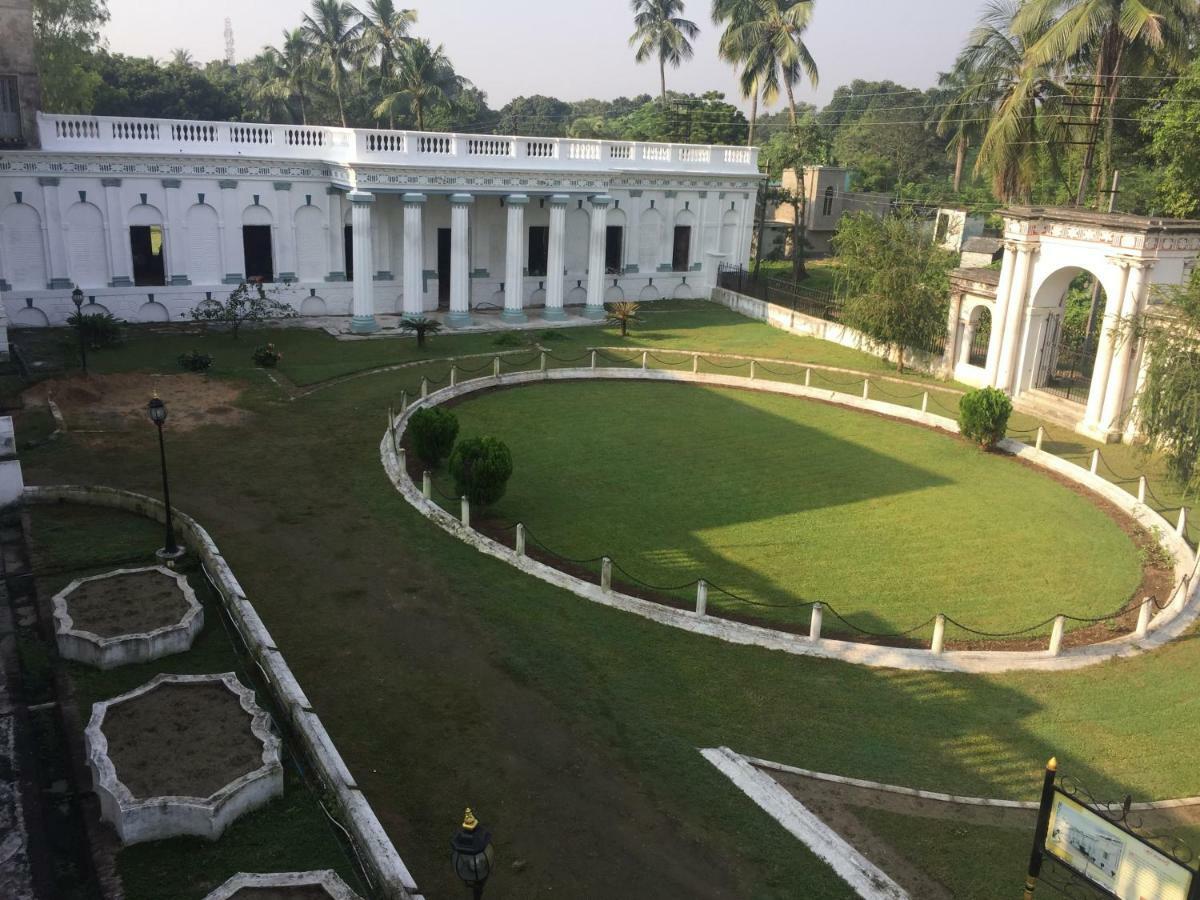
[53,566,202,669]
[204,870,363,900]
[86,672,283,844]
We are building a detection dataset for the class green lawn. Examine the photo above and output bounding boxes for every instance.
[12,302,1200,899]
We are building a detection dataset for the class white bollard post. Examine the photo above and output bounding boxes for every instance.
[692,353,699,374]
[809,602,823,642]
[460,496,470,529]
[1137,475,1147,504]
[931,614,946,655]
[420,377,429,399]
[400,391,408,414]
[750,360,757,380]
[1048,615,1066,656]
[1035,426,1045,452]
[1178,506,1188,537]
[921,392,929,414]
[804,367,812,388]
[1135,597,1153,639]
[421,471,432,500]
[398,447,406,472]
[515,523,526,557]
[494,356,501,378]
[862,380,870,400]
[591,350,597,370]
[1090,449,1100,476]
[540,351,546,373]
[600,557,612,592]
[450,366,458,387]
[695,580,708,616]
[388,407,397,454]
[641,350,648,370]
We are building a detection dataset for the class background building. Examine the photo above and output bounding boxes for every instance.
[0,0,40,148]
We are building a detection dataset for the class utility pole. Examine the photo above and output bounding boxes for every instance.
[1082,170,1120,352]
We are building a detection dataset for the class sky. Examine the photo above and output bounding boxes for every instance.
[102,0,988,115]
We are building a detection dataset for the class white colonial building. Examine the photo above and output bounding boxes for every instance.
[0,113,761,331]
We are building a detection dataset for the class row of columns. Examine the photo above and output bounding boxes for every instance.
[1082,258,1153,438]
[348,190,612,333]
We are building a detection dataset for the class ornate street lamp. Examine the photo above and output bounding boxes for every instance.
[70,286,87,375]
[450,807,494,899]
[146,395,182,559]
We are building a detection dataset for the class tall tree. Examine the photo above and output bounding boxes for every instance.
[374,38,459,131]
[713,0,764,144]
[933,63,987,193]
[713,0,818,124]
[1015,0,1195,206]
[358,0,416,127]
[1146,57,1200,218]
[302,0,363,126]
[33,0,110,113]
[629,0,700,104]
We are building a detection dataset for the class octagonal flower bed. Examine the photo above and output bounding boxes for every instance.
[53,566,202,669]
[86,672,283,844]
[204,870,362,900]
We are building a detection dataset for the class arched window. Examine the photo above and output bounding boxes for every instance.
[822,186,835,218]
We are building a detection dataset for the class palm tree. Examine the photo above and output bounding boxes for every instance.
[359,0,417,127]
[713,0,818,124]
[629,0,701,104]
[279,29,314,125]
[245,50,293,123]
[302,0,363,127]
[373,39,460,131]
[933,61,989,193]
[605,301,642,337]
[712,0,767,145]
[169,48,195,69]
[1015,0,1195,206]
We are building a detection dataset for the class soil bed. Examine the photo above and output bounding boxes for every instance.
[64,570,189,638]
[101,682,263,799]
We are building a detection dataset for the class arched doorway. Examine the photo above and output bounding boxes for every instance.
[1031,268,1108,405]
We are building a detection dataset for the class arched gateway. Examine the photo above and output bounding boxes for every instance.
[943,208,1200,443]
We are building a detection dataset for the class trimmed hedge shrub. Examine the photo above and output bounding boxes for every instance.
[67,312,122,349]
[450,436,513,507]
[252,343,283,367]
[958,387,1013,449]
[409,407,459,467]
[177,350,214,372]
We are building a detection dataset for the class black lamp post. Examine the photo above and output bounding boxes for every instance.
[450,808,494,899]
[70,286,87,375]
[146,395,182,559]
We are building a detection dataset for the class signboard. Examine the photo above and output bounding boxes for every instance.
[1044,791,1194,900]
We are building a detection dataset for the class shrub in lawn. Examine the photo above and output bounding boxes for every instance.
[399,315,442,348]
[409,407,459,467]
[958,387,1012,449]
[493,332,525,348]
[67,312,122,349]
[539,329,568,342]
[450,436,513,507]
[252,343,283,368]
[177,350,214,372]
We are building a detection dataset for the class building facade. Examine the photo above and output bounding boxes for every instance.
[764,166,892,257]
[0,113,762,330]
[0,0,40,148]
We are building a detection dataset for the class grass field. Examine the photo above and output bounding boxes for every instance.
[11,302,1200,898]
[440,380,1143,635]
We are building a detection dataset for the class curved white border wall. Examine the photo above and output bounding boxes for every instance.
[381,366,1200,674]
[204,870,362,900]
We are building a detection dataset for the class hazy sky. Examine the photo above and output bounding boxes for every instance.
[103,0,988,114]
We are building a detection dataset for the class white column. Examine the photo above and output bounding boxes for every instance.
[401,192,426,315]
[273,181,296,283]
[219,179,243,284]
[447,193,473,327]
[996,244,1034,393]
[1083,260,1132,434]
[545,194,569,320]
[959,316,977,367]
[502,194,529,322]
[943,291,964,372]
[1099,260,1153,433]
[349,190,377,333]
[160,179,188,285]
[984,241,1017,386]
[40,177,71,289]
[326,187,346,281]
[373,198,392,280]
[585,194,612,319]
[101,177,132,287]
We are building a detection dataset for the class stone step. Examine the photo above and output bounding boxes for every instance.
[1013,390,1087,432]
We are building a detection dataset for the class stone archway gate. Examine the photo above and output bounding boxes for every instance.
[944,208,1200,443]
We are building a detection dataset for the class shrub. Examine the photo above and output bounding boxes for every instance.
[252,343,283,368]
[177,350,214,372]
[492,332,525,348]
[409,407,459,467]
[450,436,513,507]
[67,312,122,349]
[539,329,568,342]
[398,315,443,348]
[958,387,1013,449]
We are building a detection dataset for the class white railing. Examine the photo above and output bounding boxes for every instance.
[35,112,761,175]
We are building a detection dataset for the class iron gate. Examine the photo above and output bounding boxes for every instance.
[1035,313,1097,404]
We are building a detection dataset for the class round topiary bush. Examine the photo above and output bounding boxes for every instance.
[958,386,1013,449]
[409,407,459,467]
[449,436,513,507]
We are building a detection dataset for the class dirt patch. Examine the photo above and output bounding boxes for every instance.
[101,682,264,800]
[229,888,335,900]
[63,570,189,638]
[23,373,247,433]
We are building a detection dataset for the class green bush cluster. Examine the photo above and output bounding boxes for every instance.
[177,350,214,372]
[409,407,460,467]
[67,312,122,349]
[958,387,1013,449]
[450,437,514,507]
[252,343,283,368]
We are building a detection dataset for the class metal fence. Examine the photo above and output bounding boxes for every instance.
[716,263,841,321]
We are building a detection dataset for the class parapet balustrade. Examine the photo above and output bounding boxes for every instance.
[35,112,761,175]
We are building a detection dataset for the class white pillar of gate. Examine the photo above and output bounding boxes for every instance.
[1099,260,1153,434]
[401,192,425,315]
[943,291,964,373]
[544,194,569,320]
[996,243,1035,393]
[1082,258,1133,438]
[348,191,377,332]
[503,194,528,322]
[984,241,1017,386]
[447,193,473,328]
[585,195,612,320]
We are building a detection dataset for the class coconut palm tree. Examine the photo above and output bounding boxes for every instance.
[713,0,818,124]
[359,0,417,126]
[1015,0,1196,206]
[169,48,195,69]
[933,61,989,193]
[373,38,460,131]
[302,0,363,126]
[629,0,701,104]
[712,0,768,145]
